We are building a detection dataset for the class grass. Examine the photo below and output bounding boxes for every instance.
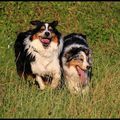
[0,1,120,118]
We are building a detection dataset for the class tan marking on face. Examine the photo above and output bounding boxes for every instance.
[32,34,40,40]
[66,59,83,68]
[52,35,58,43]
[31,32,44,41]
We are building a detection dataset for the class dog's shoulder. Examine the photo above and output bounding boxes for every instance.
[15,30,32,43]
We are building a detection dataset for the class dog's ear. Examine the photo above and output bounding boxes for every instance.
[84,49,89,56]
[50,21,58,27]
[64,53,71,62]
[30,20,43,26]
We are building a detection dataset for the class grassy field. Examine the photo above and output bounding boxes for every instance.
[0,1,120,118]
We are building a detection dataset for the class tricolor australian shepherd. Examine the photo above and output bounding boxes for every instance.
[14,20,63,90]
[60,33,92,94]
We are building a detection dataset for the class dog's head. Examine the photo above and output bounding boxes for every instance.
[64,47,92,85]
[30,20,60,48]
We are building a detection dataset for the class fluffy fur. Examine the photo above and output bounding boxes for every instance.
[60,33,92,94]
[14,20,63,90]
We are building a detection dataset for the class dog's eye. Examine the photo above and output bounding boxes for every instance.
[40,26,45,31]
[49,28,53,32]
[80,58,83,62]
[40,28,45,31]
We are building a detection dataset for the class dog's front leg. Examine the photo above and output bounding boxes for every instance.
[50,73,61,89]
[36,75,45,90]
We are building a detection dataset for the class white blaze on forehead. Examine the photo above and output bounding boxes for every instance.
[43,23,51,37]
[45,23,49,32]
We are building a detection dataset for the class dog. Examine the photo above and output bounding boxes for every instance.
[60,33,92,94]
[14,20,63,90]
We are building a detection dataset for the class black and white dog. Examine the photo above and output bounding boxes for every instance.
[60,33,92,94]
[14,20,63,90]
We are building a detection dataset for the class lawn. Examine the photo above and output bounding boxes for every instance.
[0,1,120,118]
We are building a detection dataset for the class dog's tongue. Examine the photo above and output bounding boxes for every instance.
[41,39,50,44]
[76,66,86,84]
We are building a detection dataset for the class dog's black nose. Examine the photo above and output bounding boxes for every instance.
[87,65,91,69]
[45,32,50,37]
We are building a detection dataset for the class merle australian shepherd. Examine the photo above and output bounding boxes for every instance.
[60,33,92,94]
[14,20,63,90]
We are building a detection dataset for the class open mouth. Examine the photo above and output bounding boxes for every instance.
[40,38,51,47]
[75,65,87,85]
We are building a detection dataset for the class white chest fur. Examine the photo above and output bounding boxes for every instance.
[24,36,61,76]
[31,52,60,76]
